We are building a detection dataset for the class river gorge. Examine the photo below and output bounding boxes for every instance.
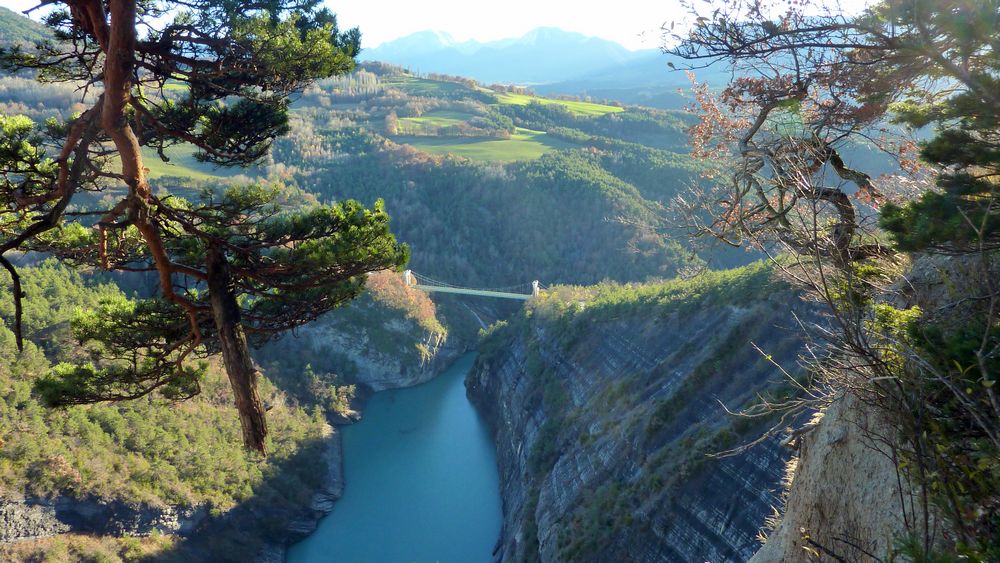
[288,353,502,562]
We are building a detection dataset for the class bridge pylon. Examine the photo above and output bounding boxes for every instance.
[532,280,539,297]
[404,269,413,287]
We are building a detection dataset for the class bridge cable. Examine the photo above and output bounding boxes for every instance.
[409,271,536,294]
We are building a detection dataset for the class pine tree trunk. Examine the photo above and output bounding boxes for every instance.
[207,244,269,455]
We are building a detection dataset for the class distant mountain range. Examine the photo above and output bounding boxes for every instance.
[362,27,730,108]
[363,28,649,85]
[0,11,722,109]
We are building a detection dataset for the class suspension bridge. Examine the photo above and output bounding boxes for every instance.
[404,270,541,300]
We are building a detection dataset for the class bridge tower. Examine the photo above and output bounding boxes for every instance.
[404,269,413,287]
[532,280,540,297]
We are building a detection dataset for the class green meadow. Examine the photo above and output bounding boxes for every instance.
[393,128,578,162]
[382,75,479,97]
[494,92,624,116]
[397,110,477,134]
[141,144,238,181]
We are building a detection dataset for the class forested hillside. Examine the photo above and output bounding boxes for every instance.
[0,55,711,290]
[0,8,729,559]
[0,259,331,560]
[0,7,48,46]
[88,62,721,355]
[2,1,995,561]
[272,65,708,289]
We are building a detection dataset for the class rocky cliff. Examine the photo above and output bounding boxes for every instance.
[751,393,910,562]
[255,274,461,394]
[751,255,984,561]
[467,265,810,562]
[286,301,454,391]
[0,497,206,543]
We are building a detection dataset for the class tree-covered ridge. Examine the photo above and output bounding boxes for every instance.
[481,260,784,356]
[0,7,49,46]
[238,71,696,283]
[282,140,697,291]
[289,64,694,162]
[525,260,781,324]
[0,261,327,508]
[364,269,446,339]
[0,17,711,289]
[0,31,714,322]
[474,260,804,561]
[262,64,716,288]
[0,0,410,455]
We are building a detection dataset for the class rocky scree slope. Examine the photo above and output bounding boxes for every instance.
[468,264,809,562]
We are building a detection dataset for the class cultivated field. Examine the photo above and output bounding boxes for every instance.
[393,128,577,161]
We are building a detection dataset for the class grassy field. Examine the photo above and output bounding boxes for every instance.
[394,128,577,162]
[160,79,188,93]
[384,74,623,117]
[494,92,624,117]
[141,144,239,181]
[383,75,479,97]
[397,110,477,135]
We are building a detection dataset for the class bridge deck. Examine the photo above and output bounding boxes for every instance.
[412,284,532,300]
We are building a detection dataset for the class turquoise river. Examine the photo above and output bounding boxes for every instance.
[287,352,502,562]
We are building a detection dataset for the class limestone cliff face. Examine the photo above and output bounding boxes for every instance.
[283,425,345,541]
[752,255,972,562]
[294,317,452,391]
[468,282,808,562]
[752,394,909,562]
[260,295,459,392]
[0,497,206,543]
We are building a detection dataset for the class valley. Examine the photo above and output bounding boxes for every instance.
[0,3,996,563]
[0,25,736,559]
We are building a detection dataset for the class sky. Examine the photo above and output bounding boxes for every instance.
[0,0,872,51]
[327,0,678,50]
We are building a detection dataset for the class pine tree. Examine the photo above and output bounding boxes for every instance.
[0,0,407,454]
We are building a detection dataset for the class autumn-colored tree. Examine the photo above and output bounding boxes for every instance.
[671,0,998,257]
[670,0,998,556]
[0,0,407,454]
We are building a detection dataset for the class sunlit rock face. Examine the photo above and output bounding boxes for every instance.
[469,292,809,562]
[257,293,461,393]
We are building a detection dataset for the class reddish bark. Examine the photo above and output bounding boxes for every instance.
[207,245,269,455]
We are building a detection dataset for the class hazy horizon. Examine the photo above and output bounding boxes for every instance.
[1,0,875,52]
[0,0,671,50]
